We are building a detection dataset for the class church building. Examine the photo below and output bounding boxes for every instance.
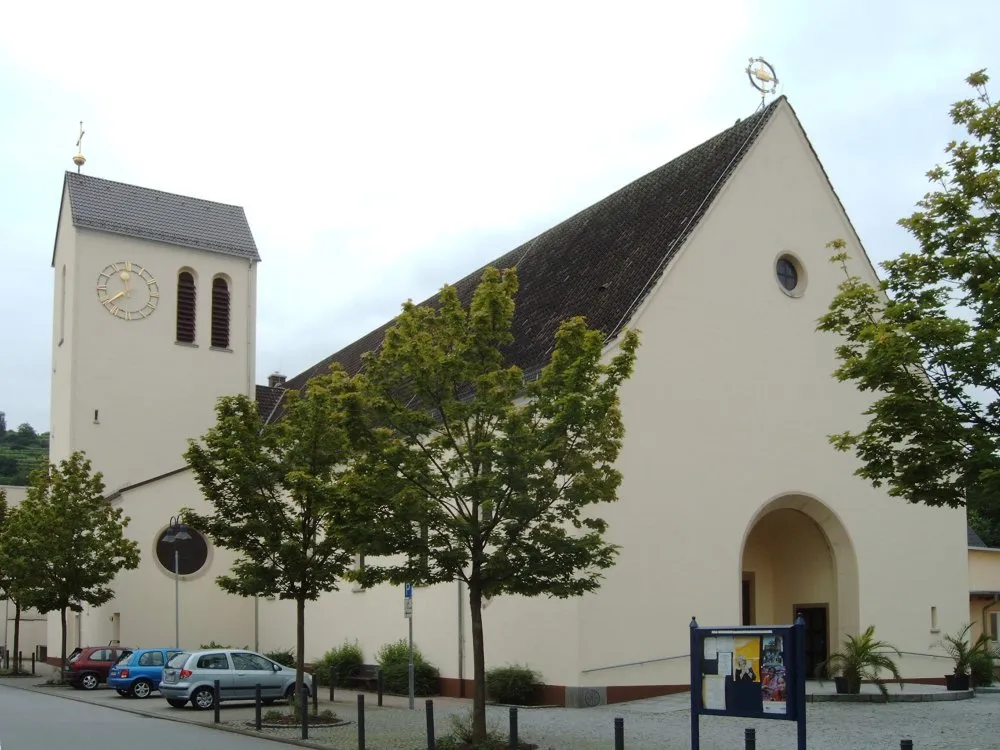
[10,93,982,705]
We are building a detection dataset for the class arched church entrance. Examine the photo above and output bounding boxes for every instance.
[739,494,860,679]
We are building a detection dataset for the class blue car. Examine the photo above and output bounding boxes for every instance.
[108,647,184,698]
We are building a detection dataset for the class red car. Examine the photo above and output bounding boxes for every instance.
[63,645,132,690]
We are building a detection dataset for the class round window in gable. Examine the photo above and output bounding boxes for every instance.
[775,254,805,296]
[155,526,210,576]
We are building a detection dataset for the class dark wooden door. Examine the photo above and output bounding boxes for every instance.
[797,606,828,678]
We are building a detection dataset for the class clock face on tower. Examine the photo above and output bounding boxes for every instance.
[96,261,159,321]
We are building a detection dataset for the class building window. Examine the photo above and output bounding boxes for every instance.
[176,271,197,343]
[155,526,209,576]
[210,277,230,349]
[776,257,798,291]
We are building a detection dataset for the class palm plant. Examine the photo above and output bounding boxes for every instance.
[816,625,903,697]
[935,621,999,688]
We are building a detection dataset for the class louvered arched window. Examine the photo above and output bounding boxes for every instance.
[211,276,231,349]
[176,271,196,343]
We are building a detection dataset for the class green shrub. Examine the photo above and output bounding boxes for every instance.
[485,664,545,705]
[970,644,998,687]
[314,640,365,687]
[199,640,249,649]
[264,648,296,668]
[375,638,439,696]
[435,709,534,750]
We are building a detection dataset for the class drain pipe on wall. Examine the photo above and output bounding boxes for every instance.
[457,580,465,696]
[981,593,999,640]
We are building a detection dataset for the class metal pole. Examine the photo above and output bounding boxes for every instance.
[254,595,259,652]
[174,548,180,648]
[408,614,415,710]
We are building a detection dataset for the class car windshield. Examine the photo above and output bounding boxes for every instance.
[166,652,189,668]
[115,650,133,665]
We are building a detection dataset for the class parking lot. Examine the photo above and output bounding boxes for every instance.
[2,671,999,749]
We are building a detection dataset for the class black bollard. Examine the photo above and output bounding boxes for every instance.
[255,684,262,730]
[31,653,35,675]
[329,665,335,702]
[301,686,309,740]
[377,668,384,707]
[901,741,914,750]
[312,675,318,715]
[614,717,624,750]
[213,680,221,723]
[425,699,435,750]
[357,694,366,750]
[509,706,518,750]
[745,727,756,750]
[18,651,22,672]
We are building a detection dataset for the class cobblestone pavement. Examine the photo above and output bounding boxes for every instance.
[2,671,998,750]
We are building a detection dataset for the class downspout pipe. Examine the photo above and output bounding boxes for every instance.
[981,593,999,640]
[457,580,465,696]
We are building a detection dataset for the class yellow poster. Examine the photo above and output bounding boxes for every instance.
[733,636,760,683]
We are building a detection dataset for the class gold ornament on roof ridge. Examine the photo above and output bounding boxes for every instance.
[746,57,779,103]
[73,121,86,173]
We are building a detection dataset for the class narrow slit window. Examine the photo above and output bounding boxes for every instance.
[210,277,230,349]
[176,272,196,343]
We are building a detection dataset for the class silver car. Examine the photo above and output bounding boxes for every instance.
[159,649,313,710]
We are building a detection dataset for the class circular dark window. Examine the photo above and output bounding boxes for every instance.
[776,256,799,292]
[155,527,209,576]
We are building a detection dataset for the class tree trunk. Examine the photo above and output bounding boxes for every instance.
[295,595,306,708]
[12,602,21,674]
[468,581,487,743]
[60,607,68,682]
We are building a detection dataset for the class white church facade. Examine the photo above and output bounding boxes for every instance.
[2,94,989,705]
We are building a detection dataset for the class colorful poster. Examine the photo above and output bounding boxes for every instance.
[761,634,787,714]
[733,636,760,683]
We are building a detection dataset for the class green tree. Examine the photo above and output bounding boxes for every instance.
[184,368,369,703]
[349,266,640,742]
[817,70,1000,543]
[0,493,39,673]
[11,452,141,671]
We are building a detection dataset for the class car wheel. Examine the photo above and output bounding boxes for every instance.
[80,673,100,690]
[131,679,154,699]
[116,689,130,697]
[284,683,310,698]
[166,698,187,708]
[192,686,215,711]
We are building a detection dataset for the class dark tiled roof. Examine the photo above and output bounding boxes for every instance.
[968,525,989,548]
[59,171,261,262]
[255,384,286,421]
[274,98,784,417]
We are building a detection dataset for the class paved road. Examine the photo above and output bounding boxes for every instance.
[0,685,298,750]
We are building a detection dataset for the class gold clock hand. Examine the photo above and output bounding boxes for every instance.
[107,291,126,303]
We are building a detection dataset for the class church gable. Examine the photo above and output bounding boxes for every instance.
[275,98,786,416]
[56,172,261,263]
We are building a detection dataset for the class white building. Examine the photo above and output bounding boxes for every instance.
[15,94,977,705]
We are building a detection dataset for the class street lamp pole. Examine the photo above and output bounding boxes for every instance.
[162,515,192,650]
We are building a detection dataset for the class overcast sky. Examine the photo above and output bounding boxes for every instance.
[1,0,997,431]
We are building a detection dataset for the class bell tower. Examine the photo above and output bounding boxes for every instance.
[50,167,261,493]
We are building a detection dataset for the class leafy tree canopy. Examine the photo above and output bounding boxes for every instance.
[184,367,372,696]
[8,451,141,666]
[817,70,1000,544]
[349,266,640,741]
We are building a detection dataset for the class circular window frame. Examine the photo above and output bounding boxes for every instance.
[151,523,214,582]
[774,252,807,298]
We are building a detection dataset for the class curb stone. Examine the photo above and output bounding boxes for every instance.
[0,680,334,750]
